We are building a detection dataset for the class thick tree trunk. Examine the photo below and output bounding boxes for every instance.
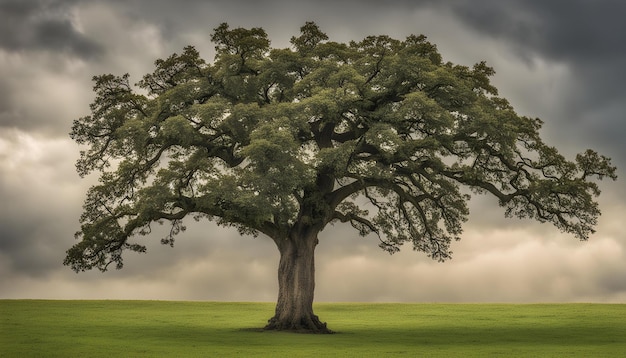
[264,230,332,333]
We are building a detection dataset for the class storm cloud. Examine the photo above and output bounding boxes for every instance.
[0,0,102,57]
[442,0,626,164]
[0,0,624,303]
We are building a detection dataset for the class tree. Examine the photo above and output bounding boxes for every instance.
[65,22,616,333]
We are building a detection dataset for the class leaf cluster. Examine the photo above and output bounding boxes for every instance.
[66,22,616,271]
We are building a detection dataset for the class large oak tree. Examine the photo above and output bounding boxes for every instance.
[65,22,616,333]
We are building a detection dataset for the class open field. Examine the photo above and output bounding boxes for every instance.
[1,300,624,357]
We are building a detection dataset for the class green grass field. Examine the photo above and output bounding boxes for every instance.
[1,300,624,357]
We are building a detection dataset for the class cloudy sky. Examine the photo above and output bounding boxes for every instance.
[1,0,625,303]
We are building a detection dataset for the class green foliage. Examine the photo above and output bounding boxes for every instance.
[66,22,616,271]
[2,300,625,357]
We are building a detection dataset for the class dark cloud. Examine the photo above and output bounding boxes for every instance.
[0,58,93,135]
[441,0,626,107]
[0,80,16,125]
[436,0,626,172]
[0,0,625,303]
[0,134,82,277]
[0,0,102,58]
[444,0,625,62]
[0,222,59,276]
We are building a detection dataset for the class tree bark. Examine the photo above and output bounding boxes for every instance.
[264,230,332,333]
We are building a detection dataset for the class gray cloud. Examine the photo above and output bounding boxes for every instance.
[444,0,625,62]
[436,0,626,173]
[0,0,103,58]
[0,0,624,303]
[0,54,94,135]
[445,0,626,112]
[0,133,84,277]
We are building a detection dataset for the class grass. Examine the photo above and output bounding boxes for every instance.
[1,300,624,357]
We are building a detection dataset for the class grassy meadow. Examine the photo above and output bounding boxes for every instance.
[1,300,624,357]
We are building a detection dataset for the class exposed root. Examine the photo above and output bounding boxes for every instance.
[264,314,334,334]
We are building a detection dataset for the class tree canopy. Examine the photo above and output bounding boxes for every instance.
[65,22,616,332]
[66,21,616,271]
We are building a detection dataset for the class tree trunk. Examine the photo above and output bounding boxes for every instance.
[264,230,332,333]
